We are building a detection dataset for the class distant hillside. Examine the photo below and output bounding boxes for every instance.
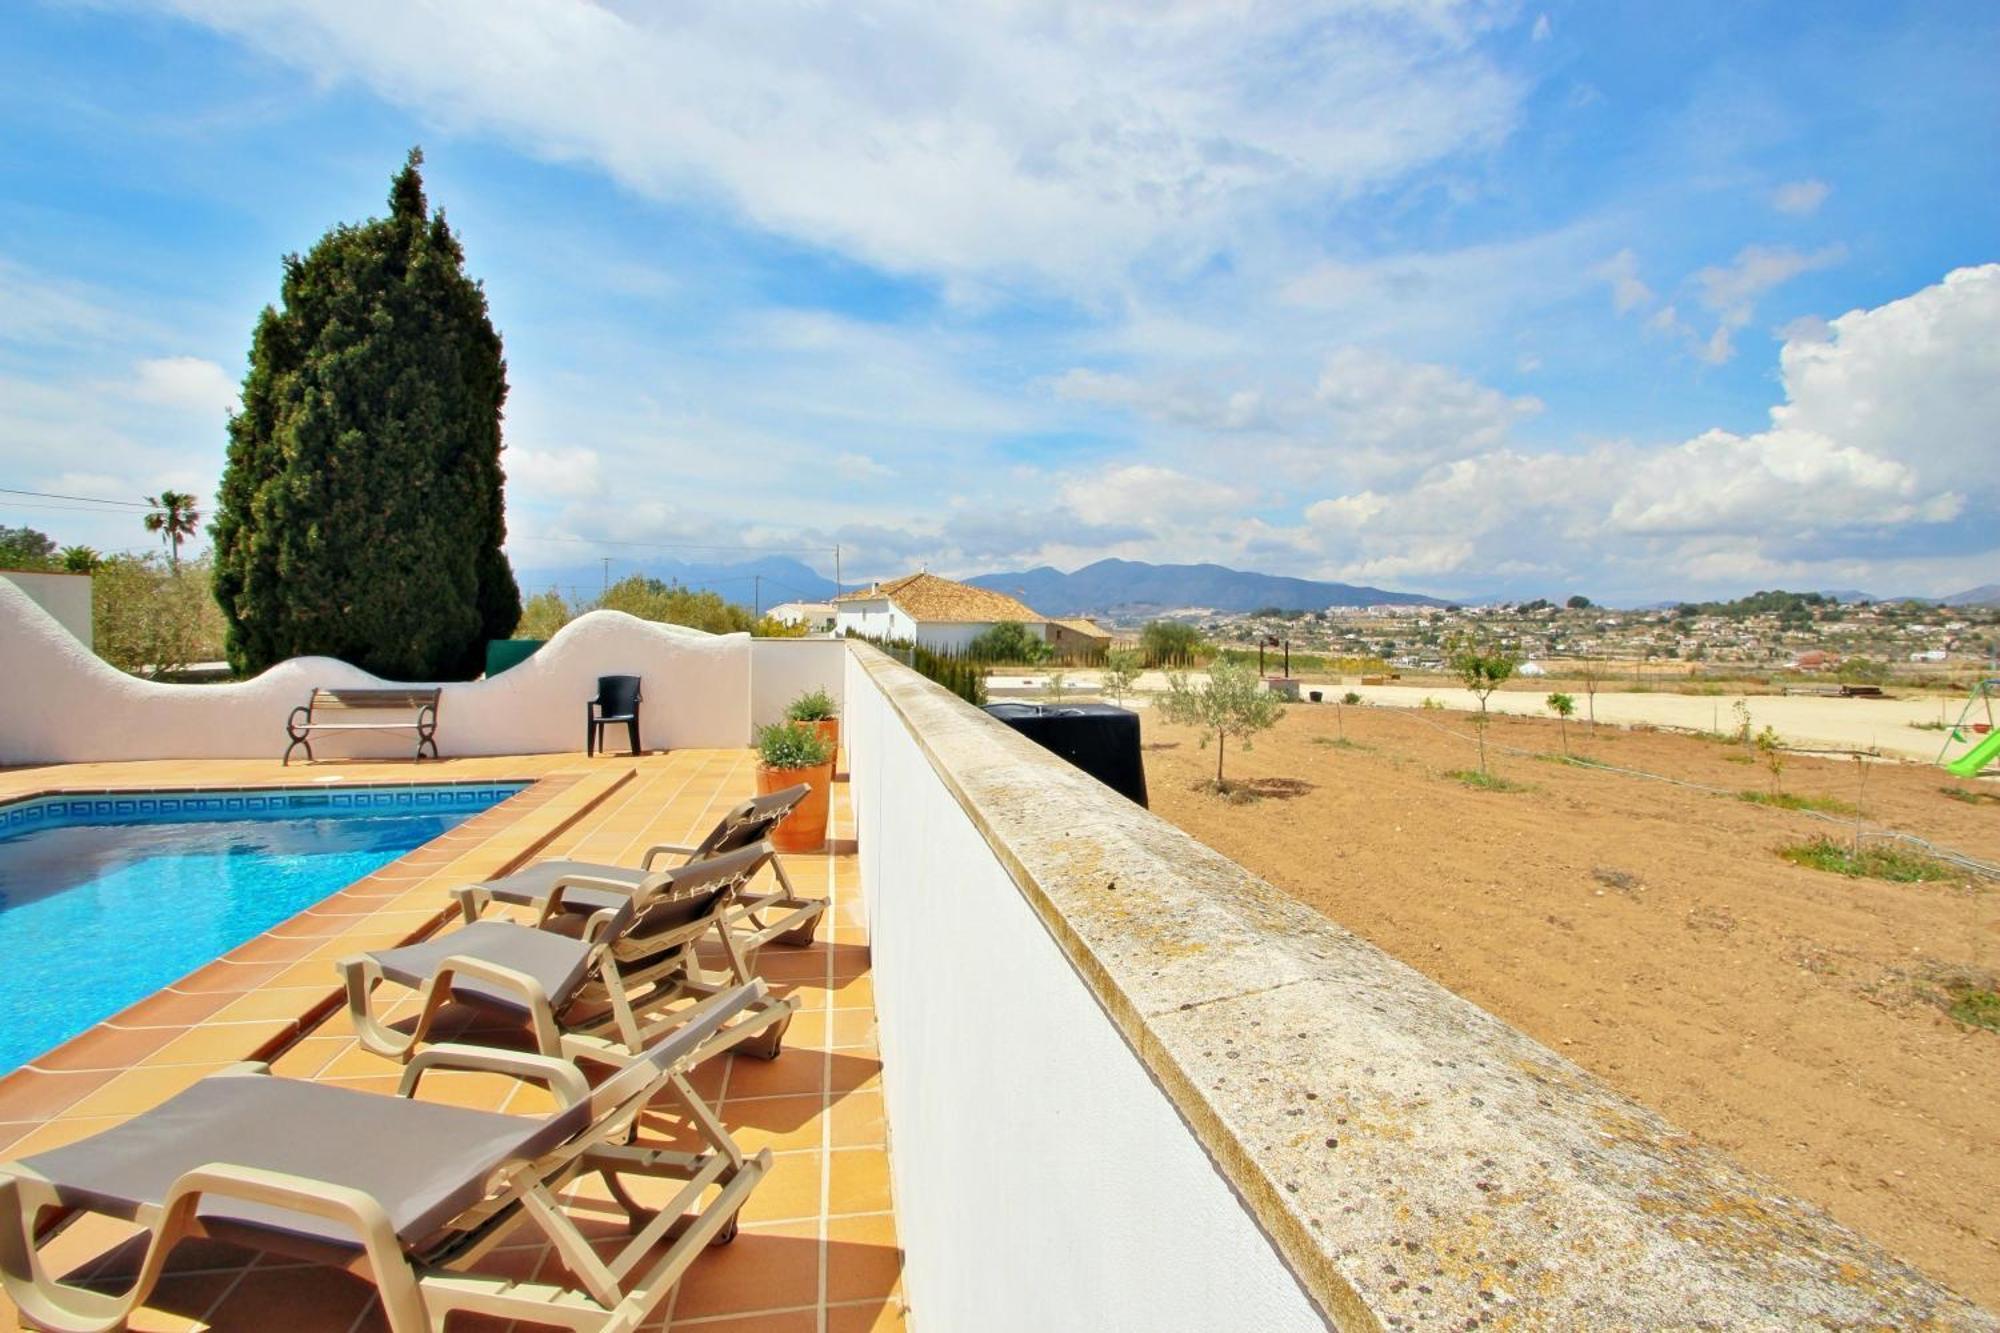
[965,558,1447,616]
[1944,583,2000,608]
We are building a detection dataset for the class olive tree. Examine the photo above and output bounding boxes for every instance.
[1450,639,1519,775]
[1157,659,1286,789]
[1546,691,1575,755]
[1099,648,1142,705]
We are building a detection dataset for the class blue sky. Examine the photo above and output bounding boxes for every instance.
[1,1,1995,603]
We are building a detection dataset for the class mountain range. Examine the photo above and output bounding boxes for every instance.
[965,558,1447,616]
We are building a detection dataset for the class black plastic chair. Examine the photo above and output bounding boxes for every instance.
[587,675,643,756]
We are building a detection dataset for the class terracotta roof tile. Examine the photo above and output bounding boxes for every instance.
[832,572,1044,623]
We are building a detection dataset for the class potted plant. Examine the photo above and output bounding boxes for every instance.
[784,687,840,758]
[755,721,835,853]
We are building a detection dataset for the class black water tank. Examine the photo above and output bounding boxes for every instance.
[982,702,1148,808]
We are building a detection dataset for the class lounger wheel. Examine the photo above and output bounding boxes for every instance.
[739,1010,791,1061]
[775,908,824,948]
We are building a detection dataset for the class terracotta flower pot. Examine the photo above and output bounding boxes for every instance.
[810,718,840,762]
[759,759,833,853]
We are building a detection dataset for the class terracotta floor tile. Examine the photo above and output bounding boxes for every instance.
[145,1019,296,1068]
[669,1221,819,1320]
[736,1151,823,1224]
[718,1094,826,1153]
[0,1066,119,1123]
[667,1310,817,1333]
[828,1091,886,1149]
[717,1049,828,1100]
[62,1064,212,1120]
[825,1298,910,1333]
[825,1212,905,1305]
[827,1150,893,1217]
[24,1023,178,1074]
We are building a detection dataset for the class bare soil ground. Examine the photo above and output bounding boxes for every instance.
[1142,701,2000,1308]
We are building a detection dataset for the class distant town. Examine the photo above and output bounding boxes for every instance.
[1137,590,2000,683]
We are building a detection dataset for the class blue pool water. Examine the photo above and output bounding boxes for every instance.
[0,784,525,1073]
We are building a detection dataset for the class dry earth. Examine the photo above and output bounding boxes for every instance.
[1142,701,2000,1309]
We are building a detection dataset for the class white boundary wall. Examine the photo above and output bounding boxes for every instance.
[748,638,846,731]
[0,580,750,764]
[844,650,1323,1333]
[0,570,91,645]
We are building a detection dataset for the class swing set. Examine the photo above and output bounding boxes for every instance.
[1938,677,2000,778]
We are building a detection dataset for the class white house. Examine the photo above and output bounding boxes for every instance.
[833,572,1047,653]
[766,600,836,632]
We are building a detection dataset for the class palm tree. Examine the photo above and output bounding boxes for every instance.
[144,491,200,569]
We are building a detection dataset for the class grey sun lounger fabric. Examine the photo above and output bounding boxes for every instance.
[370,919,600,1014]
[18,1076,584,1254]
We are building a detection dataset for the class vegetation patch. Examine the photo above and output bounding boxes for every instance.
[1533,752,1595,767]
[1738,791,1858,815]
[1940,785,1998,805]
[1777,837,1958,882]
[1310,736,1370,751]
[1445,768,1532,793]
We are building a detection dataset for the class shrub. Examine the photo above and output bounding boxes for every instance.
[599,577,756,633]
[513,590,573,640]
[785,687,837,722]
[0,525,57,571]
[1140,620,1203,668]
[1450,638,1519,775]
[1778,837,1957,882]
[754,721,832,770]
[93,553,227,679]
[966,619,1050,664]
[1341,690,1361,705]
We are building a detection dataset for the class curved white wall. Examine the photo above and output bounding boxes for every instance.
[0,580,750,764]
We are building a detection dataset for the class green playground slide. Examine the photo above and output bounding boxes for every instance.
[1946,728,2000,778]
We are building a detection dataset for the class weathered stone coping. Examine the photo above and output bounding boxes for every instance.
[850,645,1994,1330]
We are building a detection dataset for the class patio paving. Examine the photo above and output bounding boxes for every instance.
[0,750,900,1332]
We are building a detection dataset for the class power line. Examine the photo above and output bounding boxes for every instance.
[509,533,835,556]
[0,487,155,510]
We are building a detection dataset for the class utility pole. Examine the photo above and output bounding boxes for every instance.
[753,574,762,617]
[600,557,610,598]
[834,545,842,598]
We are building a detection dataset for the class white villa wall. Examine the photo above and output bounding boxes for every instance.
[831,599,913,643]
[748,637,846,730]
[0,581,750,764]
[843,651,1323,1333]
[0,570,91,645]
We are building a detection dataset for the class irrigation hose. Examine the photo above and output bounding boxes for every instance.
[1360,702,2000,882]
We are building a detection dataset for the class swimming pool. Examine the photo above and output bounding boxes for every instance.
[0,783,527,1073]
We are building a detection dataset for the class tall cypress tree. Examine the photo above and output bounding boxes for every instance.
[212,148,520,680]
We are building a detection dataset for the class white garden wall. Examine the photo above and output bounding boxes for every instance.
[843,648,1324,1333]
[748,637,846,731]
[0,580,750,764]
[0,570,90,646]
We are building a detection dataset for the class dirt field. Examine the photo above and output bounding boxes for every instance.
[1141,701,2000,1307]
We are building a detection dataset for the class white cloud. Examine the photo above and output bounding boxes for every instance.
[1310,347,1541,471]
[1771,179,1830,216]
[1594,248,1653,314]
[507,444,603,499]
[834,452,894,481]
[1688,243,1846,363]
[1057,462,1253,528]
[1531,13,1552,42]
[128,356,238,416]
[147,0,1525,288]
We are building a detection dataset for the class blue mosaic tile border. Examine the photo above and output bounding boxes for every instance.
[0,782,528,841]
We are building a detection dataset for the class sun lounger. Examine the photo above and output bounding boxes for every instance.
[342,844,802,1066]
[0,984,771,1333]
[453,782,825,950]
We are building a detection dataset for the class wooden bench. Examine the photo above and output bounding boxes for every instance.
[284,688,441,765]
